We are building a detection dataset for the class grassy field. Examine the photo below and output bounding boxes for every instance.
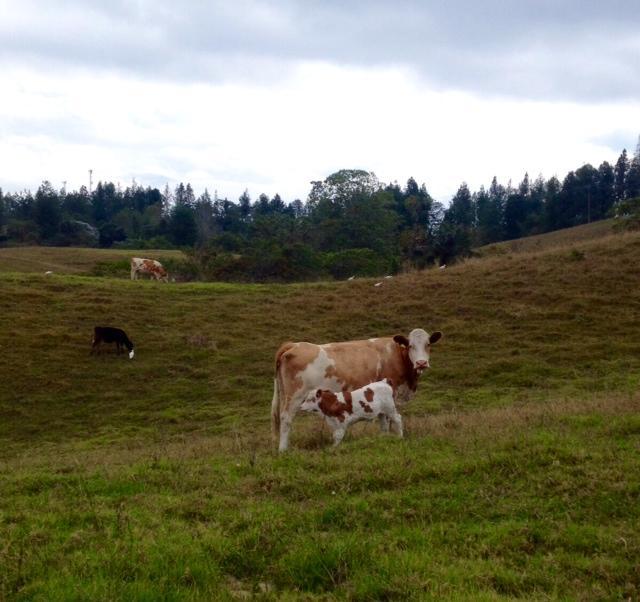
[0,246,184,276]
[477,219,617,256]
[1,227,639,600]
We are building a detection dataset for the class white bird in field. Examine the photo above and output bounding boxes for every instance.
[374,282,382,287]
[44,271,53,275]
[384,275,393,279]
[439,264,447,270]
[347,275,355,281]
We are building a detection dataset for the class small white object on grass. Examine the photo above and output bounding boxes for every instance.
[374,282,382,287]
[129,350,135,359]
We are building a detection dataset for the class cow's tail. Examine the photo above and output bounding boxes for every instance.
[272,342,295,446]
[271,377,280,444]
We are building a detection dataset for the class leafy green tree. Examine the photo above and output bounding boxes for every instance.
[307,170,397,258]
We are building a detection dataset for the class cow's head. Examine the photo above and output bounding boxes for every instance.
[300,389,323,414]
[394,328,442,374]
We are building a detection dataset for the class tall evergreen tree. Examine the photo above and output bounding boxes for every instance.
[625,136,640,199]
[596,161,616,218]
[34,181,61,240]
[614,149,629,201]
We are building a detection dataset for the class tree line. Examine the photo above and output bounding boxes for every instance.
[1,140,639,281]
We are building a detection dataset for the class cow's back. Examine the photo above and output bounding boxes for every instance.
[276,337,403,398]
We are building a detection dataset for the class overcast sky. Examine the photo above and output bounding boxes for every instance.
[1,0,639,203]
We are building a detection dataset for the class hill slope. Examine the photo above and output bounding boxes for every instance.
[0,246,184,275]
[1,229,639,600]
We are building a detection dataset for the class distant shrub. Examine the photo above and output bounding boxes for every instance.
[613,196,640,231]
[321,248,390,279]
[568,249,585,261]
[113,236,175,250]
[90,259,131,278]
[57,220,99,247]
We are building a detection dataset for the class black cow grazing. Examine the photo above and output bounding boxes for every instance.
[91,326,135,359]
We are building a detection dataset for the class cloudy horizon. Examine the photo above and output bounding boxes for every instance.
[1,0,639,203]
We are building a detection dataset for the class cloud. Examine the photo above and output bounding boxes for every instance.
[2,1,639,101]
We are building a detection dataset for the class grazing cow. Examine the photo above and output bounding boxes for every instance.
[272,328,442,452]
[130,257,168,282]
[91,326,135,359]
[300,378,402,446]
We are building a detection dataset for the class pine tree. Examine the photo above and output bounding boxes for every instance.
[614,149,629,200]
[596,161,615,218]
[35,181,61,240]
[625,136,640,199]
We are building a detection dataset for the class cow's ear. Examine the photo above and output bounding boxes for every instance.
[393,335,409,347]
[315,389,322,399]
[429,331,442,345]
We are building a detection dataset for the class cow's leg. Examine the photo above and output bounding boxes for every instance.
[131,267,137,280]
[278,412,293,453]
[378,414,390,433]
[332,427,346,446]
[390,413,403,438]
[278,393,305,452]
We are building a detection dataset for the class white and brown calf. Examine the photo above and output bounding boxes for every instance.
[300,378,403,446]
[130,257,169,282]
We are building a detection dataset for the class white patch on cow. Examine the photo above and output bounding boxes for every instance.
[368,338,378,342]
[298,348,342,397]
[129,349,135,359]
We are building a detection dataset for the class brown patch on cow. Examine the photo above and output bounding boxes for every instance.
[359,400,374,413]
[317,390,353,422]
[399,346,419,392]
[141,259,167,278]
[364,387,374,402]
[275,342,296,369]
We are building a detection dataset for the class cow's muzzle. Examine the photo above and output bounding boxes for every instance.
[415,360,429,373]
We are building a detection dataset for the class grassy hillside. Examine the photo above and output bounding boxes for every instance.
[0,246,184,275]
[477,219,616,256]
[1,231,639,600]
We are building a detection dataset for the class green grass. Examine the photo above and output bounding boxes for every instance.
[0,246,184,275]
[1,229,640,600]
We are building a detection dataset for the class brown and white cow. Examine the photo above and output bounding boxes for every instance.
[300,378,403,446]
[271,328,442,452]
[130,257,169,282]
